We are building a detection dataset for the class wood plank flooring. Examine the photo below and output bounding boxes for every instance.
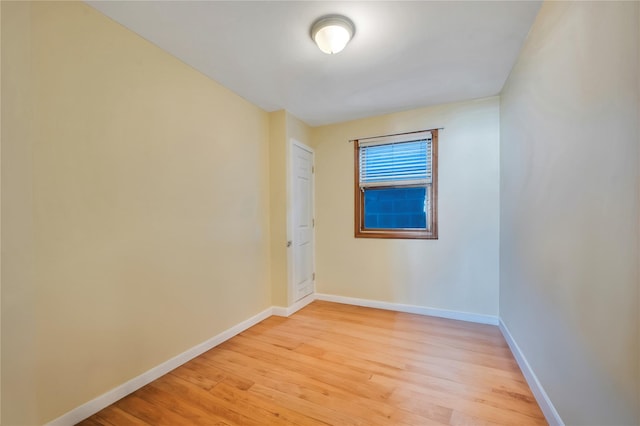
[78,301,546,425]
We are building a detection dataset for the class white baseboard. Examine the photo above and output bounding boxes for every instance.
[272,293,315,317]
[46,307,274,426]
[44,293,504,425]
[499,319,564,426]
[315,293,499,325]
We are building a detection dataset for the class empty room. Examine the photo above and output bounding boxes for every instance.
[2,1,639,425]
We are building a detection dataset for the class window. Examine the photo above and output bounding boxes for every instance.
[354,129,438,239]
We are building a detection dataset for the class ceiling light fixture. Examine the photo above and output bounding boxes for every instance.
[310,15,355,55]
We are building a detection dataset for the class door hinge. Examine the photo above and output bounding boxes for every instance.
[312,273,316,280]
[312,218,315,227]
[312,166,315,173]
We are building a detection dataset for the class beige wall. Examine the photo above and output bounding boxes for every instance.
[287,112,312,148]
[0,1,4,420]
[500,2,639,424]
[2,2,38,423]
[311,98,500,316]
[1,2,271,424]
[268,110,287,307]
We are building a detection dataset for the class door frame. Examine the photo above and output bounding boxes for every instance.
[287,139,316,305]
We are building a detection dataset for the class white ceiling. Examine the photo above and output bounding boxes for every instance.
[86,1,542,126]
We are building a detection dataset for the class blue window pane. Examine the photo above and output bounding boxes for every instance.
[363,187,427,229]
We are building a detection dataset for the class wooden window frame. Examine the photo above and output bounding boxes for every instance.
[354,129,438,240]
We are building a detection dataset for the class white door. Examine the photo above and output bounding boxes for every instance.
[291,142,314,302]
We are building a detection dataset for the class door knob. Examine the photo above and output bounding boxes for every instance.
[287,241,292,247]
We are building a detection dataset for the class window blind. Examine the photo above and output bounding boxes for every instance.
[359,136,432,188]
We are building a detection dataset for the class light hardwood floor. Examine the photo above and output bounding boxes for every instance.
[78,301,546,425]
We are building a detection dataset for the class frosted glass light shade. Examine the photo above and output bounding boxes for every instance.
[310,15,355,54]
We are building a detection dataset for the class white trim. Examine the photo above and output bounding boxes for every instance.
[44,296,528,426]
[315,293,499,325]
[499,319,564,426]
[46,307,274,426]
[272,292,315,317]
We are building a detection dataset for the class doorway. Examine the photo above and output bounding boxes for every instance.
[289,140,315,303]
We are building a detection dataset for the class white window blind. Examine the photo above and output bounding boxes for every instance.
[359,132,432,188]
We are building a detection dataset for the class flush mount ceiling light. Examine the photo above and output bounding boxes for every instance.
[310,15,355,54]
